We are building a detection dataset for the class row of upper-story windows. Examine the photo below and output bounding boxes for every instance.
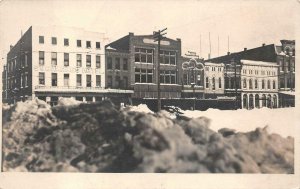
[107,57,128,70]
[38,72,102,87]
[106,75,128,89]
[39,51,101,68]
[134,48,177,65]
[242,78,276,90]
[205,77,222,90]
[6,73,29,89]
[7,55,29,73]
[242,69,276,76]
[38,36,101,49]
[205,66,223,72]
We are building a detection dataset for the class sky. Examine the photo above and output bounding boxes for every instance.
[0,0,298,65]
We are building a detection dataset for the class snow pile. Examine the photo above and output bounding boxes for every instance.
[126,104,153,114]
[182,107,296,138]
[2,100,294,173]
[57,97,82,106]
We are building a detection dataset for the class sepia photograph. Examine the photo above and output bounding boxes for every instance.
[0,0,299,188]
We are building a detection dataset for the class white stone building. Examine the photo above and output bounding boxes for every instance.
[204,62,225,98]
[240,59,279,109]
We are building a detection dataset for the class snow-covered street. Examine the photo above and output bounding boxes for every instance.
[182,107,296,138]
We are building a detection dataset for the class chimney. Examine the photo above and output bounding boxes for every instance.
[244,48,247,51]
[208,53,211,59]
[227,52,230,55]
[129,32,134,36]
[262,43,265,46]
[10,45,13,50]
[176,38,181,42]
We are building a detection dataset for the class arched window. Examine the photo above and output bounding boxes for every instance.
[243,78,247,88]
[212,77,216,90]
[262,80,265,89]
[249,79,253,89]
[267,94,272,108]
[255,79,258,89]
[267,80,271,89]
[273,80,276,89]
[273,95,277,108]
[206,77,209,88]
[231,77,235,89]
[255,94,259,108]
[225,77,229,89]
[219,77,222,88]
[243,94,248,109]
[249,94,254,109]
[262,94,266,107]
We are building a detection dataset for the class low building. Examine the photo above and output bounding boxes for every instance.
[204,62,225,98]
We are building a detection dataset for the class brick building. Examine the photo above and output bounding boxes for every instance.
[105,32,182,100]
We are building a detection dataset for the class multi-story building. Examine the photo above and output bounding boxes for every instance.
[2,25,110,105]
[203,62,225,98]
[105,32,182,100]
[275,40,295,107]
[240,59,278,109]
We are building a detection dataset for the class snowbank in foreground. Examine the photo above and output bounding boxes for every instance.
[182,107,296,138]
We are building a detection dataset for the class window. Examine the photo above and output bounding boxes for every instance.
[249,79,253,89]
[135,68,153,83]
[115,58,120,70]
[52,37,57,45]
[96,75,101,87]
[135,48,153,63]
[160,70,176,84]
[123,76,128,88]
[267,80,271,89]
[51,52,57,66]
[76,74,82,87]
[52,73,57,86]
[243,78,247,88]
[206,77,209,88]
[20,73,23,88]
[25,54,28,67]
[77,40,81,47]
[86,75,92,87]
[64,74,69,86]
[96,42,100,49]
[123,58,128,70]
[64,38,69,46]
[64,53,69,66]
[212,77,215,90]
[96,55,101,68]
[86,55,91,67]
[280,78,284,88]
[107,57,112,69]
[255,80,258,89]
[262,80,265,89]
[107,76,112,88]
[273,80,276,89]
[25,73,28,87]
[77,54,82,67]
[160,50,176,65]
[86,41,91,48]
[39,36,44,44]
[39,51,45,65]
[219,77,222,88]
[39,72,45,85]
[115,76,120,88]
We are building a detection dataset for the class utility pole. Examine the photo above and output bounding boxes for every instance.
[153,28,167,112]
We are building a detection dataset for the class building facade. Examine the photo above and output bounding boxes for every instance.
[106,32,182,100]
[276,40,295,107]
[2,25,111,105]
[204,62,225,98]
[240,60,278,109]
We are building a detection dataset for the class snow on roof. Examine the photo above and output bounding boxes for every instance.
[106,46,117,50]
[279,91,295,96]
[241,59,278,67]
[205,62,224,66]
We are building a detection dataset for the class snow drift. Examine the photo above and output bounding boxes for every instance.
[2,99,294,173]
